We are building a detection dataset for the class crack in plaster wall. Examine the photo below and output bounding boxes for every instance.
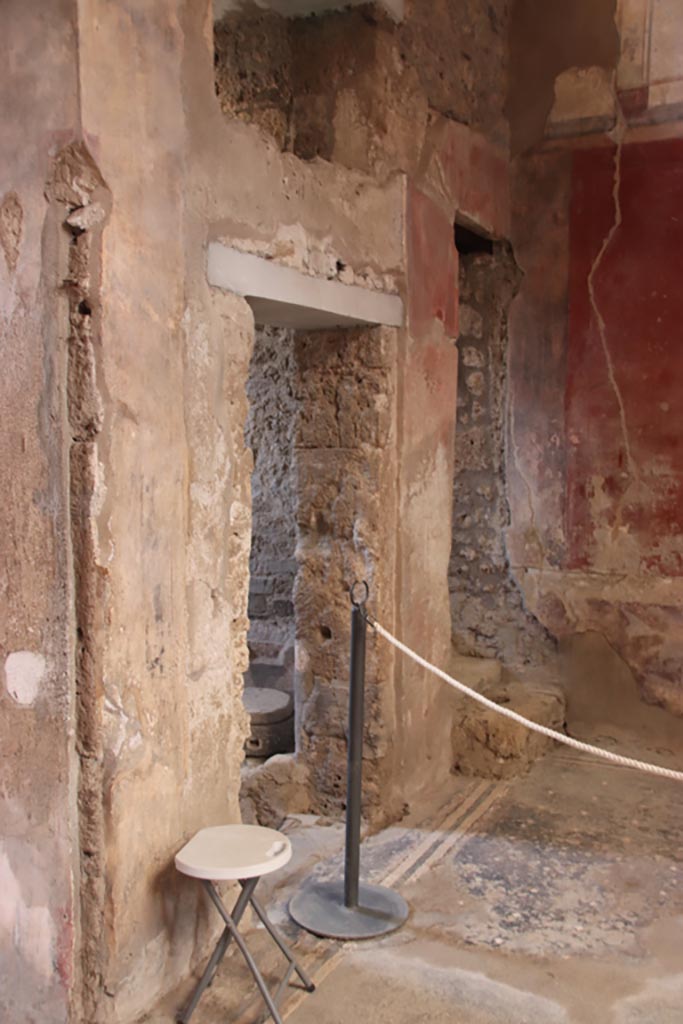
[585,83,639,507]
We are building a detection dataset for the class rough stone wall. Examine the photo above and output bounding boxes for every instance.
[293,326,399,818]
[59,143,112,1024]
[214,9,293,150]
[214,0,510,175]
[398,0,509,142]
[0,4,81,1021]
[245,327,297,691]
[450,246,553,665]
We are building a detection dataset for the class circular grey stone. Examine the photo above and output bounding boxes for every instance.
[243,686,293,725]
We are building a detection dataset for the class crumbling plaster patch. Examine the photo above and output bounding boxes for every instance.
[42,138,114,1024]
[547,66,616,136]
[507,0,619,153]
[207,242,403,327]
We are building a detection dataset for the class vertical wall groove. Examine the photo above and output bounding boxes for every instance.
[46,142,111,1023]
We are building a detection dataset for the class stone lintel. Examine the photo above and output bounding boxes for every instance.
[207,243,404,330]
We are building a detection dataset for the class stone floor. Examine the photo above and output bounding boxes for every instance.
[148,726,683,1024]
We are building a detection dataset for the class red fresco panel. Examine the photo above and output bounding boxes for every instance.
[566,138,683,575]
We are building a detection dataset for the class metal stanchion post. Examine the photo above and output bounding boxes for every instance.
[344,598,366,909]
[289,583,409,940]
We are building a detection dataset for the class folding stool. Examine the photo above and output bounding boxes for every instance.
[175,824,315,1023]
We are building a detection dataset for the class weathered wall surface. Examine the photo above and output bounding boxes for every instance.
[214,8,294,150]
[0,3,81,1021]
[540,137,683,714]
[212,0,513,812]
[615,0,683,126]
[245,327,297,691]
[3,0,516,1019]
[72,1,408,1019]
[395,123,511,802]
[450,246,553,665]
[508,0,683,154]
[507,0,619,153]
[214,0,510,177]
[566,139,683,580]
[508,3,683,717]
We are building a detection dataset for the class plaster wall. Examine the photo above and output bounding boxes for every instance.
[395,122,511,801]
[0,3,81,1021]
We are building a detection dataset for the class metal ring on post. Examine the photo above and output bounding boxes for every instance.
[349,580,369,610]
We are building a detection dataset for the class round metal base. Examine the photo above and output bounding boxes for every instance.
[289,880,409,941]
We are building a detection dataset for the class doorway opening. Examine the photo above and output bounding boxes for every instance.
[240,318,397,820]
[243,325,298,760]
[449,229,553,665]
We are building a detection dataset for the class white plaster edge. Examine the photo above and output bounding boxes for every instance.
[207,242,403,329]
[4,651,46,706]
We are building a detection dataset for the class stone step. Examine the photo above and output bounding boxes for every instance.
[448,652,566,779]
[447,651,503,691]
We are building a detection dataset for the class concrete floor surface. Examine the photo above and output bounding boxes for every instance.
[148,729,682,1024]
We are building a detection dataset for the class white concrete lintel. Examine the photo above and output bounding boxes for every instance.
[207,243,404,330]
[215,1,405,23]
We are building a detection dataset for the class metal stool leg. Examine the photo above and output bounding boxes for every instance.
[249,893,315,992]
[204,880,284,1024]
[177,878,257,1024]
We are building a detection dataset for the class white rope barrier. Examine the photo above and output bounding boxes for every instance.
[369,616,683,784]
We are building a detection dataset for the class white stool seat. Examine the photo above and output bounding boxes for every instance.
[174,824,313,1024]
[175,824,292,881]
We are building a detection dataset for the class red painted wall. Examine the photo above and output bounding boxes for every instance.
[566,139,683,576]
